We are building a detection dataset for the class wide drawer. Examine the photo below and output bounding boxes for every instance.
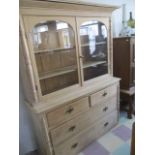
[54,111,118,155]
[46,97,89,129]
[90,84,117,106]
[51,97,117,146]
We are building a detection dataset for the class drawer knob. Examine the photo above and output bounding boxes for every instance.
[66,107,74,114]
[102,92,107,97]
[104,122,109,127]
[71,143,78,149]
[68,126,76,132]
[103,106,108,112]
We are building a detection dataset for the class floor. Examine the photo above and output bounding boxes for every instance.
[27,112,135,155]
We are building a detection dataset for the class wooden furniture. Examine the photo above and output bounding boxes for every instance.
[113,37,135,118]
[20,1,120,155]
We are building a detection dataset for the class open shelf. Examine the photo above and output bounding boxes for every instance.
[39,65,77,80]
[81,41,106,47]
[34,46,75,54]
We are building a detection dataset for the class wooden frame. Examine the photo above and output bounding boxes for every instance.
[76,17,110,85]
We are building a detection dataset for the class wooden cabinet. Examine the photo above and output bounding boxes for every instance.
[113,37,135,118]
[20,1,120,155]
[113,37,135,90]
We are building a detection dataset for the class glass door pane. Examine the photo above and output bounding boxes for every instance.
[31,21,78,95]
[80,21,108,81]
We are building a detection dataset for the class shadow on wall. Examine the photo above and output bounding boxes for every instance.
[19,79,37,155]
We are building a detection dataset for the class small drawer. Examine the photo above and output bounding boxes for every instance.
[90,84,117,106]
[46,97,89,129]
[51,97,117,146]
[96,110,118,136]
[92,97,117,118]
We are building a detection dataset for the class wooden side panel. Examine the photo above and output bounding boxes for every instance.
[29,112,54,155]
[130,37,135,87]
[19,31,37,104]
[113,37,131,90]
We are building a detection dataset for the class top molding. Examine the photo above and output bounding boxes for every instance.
[20,0,120,12]
[37,0,120,8]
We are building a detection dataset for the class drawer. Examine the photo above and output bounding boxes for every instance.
[90,84,117,106]
[51,110,91,146]
[54,125,97,155]
[91,97,117,120]
[51,97,117,146]
[96,110,118,136]
[46,97,89,129]
[54,111,118,155]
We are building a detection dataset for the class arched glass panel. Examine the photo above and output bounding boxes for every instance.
[80,20,108,81]
[31,21,78,95]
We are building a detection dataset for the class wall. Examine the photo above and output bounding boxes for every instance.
[19,79,37,155]
[102,0,135,37]
[19,0,135,154]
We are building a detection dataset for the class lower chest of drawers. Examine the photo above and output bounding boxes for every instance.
[45,83,119,155]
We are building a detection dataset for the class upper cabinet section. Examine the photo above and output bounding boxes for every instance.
[79,20,108,81]
[31,20,79,95]
[20,0,119,103]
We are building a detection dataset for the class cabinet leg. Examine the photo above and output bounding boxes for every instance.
[127,96,133,119]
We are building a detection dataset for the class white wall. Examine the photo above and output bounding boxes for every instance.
[19,0,135,154]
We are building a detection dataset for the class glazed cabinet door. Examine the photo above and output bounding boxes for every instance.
[76,17,110,83]
[22,16,80,96]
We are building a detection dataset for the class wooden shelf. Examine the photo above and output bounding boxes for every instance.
[34,46,75,54]
[81,41,106,47]
[83,61,107,68]
[39,61,107,80]
[39,65,77,80]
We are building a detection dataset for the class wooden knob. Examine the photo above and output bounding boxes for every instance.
[66,107,74,114]
[68,126,76,132]
[102,92,107,97]
[71,143,78,149]
[104,122,109,127]
[103,106,108,112]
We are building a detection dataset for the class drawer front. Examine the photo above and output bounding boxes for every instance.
[46,97,89,129]
[90,84,117,106]
[54,125,97,155]
[51,97,117,146]
[96,110,118,136]
[54,111,118,155]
